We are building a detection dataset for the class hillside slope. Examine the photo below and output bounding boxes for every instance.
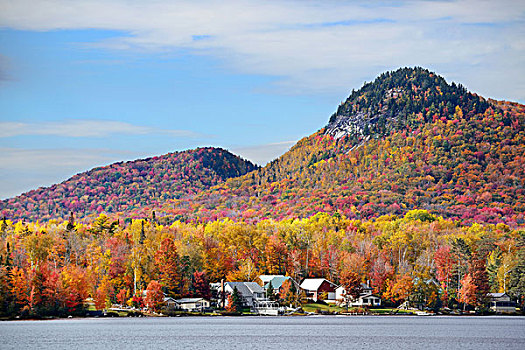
[154,68,524,226]
[0,147,258,221]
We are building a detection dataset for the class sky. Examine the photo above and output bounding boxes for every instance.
[0,0,524,199]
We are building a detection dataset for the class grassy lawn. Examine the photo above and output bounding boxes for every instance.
[369,308,414,314]
[302,303,345,313]
[301,303,415,315]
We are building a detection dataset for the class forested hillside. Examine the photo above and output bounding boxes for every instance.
[2,68,524,227]
[0,148,257,222]
[154,68,524,226]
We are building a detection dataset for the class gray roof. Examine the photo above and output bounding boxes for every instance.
[487,292,508,298]
[361,283,372,290]
[226,282,264,297]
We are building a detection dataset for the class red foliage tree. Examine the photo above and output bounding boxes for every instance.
[458,273,476,310]
[434,246,454,303]
[145,280,164,313]
[193,271,211,300]
[154,238,180,297]
[469,254,490,307]
[340,270,362,305]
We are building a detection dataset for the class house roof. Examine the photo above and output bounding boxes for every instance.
[300,278,337,291]
[359,293,381,299]
[259,275,291,290]
[487,292,508,298]
[175,298,208,304]
[337,283,373,294]
[226,282,264,297]
[244,282,265,294]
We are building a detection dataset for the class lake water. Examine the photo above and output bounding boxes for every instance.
[1,316,524,349]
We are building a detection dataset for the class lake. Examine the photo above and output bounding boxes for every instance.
[1,316,524,349]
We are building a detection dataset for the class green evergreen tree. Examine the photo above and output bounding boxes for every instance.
[66,212,75,232]
[0,217,7,235]
[227,286,243,312]
[140,220,145,244]
[266,281,275,301]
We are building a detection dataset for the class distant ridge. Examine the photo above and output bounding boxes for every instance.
[0,147,258,221]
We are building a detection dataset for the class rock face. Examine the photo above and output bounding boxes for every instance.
[326,88,404,140]
[326,111,369,139]
[325,67,489,144]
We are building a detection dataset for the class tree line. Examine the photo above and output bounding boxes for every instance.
[0,209,523,317]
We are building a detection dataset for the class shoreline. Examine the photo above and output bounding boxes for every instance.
[2,312,522,321]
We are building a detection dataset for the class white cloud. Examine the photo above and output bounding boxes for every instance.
[232,140,295,166]
[0,0,524,100]
[0,119,203,138]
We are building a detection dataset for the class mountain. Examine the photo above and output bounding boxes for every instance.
[326,67,490,140]
[0,147,258,221]
[2,67,524,226]
[153,67,524,226]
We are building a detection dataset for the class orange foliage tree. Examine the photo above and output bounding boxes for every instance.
[145,280,164,313]
[384,274,414,305]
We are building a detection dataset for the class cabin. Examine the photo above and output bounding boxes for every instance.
[163,297,178,310]
[174,298,211,312]
[257,275,299,296]
[300,278,338,302]
[335,282,382,307]
[352,293,382,307]
[224,282,265,307]
[487,292,517,314]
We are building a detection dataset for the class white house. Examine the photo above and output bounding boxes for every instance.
[487,292,516,314]
[300,278,338,302]
[352,293,382,307]
[174,298,211,312]
[336,282,382,307]
[163,297,178,310]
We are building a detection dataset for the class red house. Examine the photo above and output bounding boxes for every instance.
[300,278,338,302]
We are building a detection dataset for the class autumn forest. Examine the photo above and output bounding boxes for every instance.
[0,67,524,318]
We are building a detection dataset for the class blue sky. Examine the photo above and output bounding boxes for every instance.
[1,0,524,199]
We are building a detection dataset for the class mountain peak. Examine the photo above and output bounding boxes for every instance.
[325,67,490,141]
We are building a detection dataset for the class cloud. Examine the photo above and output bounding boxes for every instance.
[0,119,203,138]
[232,140,296,166]
[0,0,524,99]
